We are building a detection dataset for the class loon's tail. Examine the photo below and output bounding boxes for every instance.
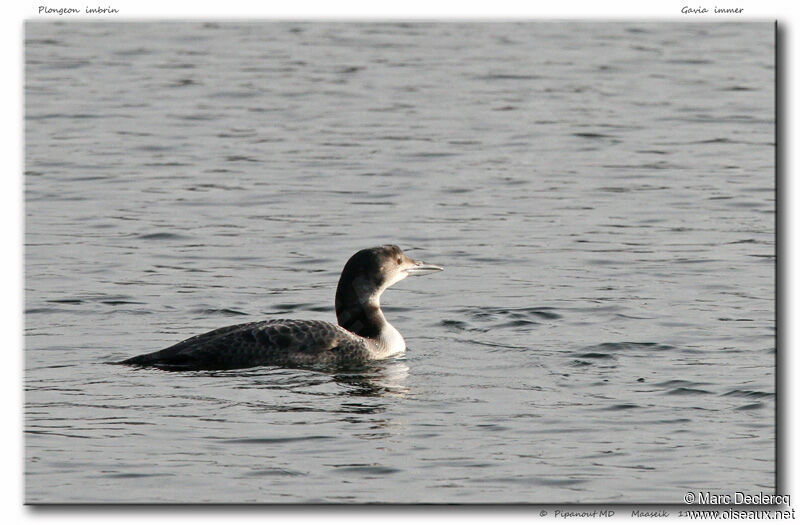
[107,355,150,366]
[114,355,147,366]
[110,349,203,370]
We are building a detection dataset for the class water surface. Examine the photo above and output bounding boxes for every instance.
[25,21,774,503]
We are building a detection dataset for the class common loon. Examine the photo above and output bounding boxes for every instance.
[119,245,443,370]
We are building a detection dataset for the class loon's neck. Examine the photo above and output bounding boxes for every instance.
[335,280,406,357]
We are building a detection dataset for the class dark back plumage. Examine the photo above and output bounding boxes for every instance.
[119,320,369,370]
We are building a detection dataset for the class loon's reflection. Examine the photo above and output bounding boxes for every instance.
[195,357,409,399]
[331,358,409,397]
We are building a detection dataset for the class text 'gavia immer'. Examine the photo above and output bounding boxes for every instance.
[118,245,443,370]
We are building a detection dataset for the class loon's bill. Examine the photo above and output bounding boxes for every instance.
[118,245,443,371]
[404,261,444,276]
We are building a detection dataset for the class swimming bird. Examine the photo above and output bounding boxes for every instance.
[118,245,443,370]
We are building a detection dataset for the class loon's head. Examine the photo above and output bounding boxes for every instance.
[337,245,443,307]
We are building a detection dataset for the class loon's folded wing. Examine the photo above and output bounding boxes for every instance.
[118,319,366,370]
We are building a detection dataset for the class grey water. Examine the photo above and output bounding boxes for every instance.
[24,22,774,503]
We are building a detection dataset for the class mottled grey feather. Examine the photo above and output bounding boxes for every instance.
[120,319,370,370]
